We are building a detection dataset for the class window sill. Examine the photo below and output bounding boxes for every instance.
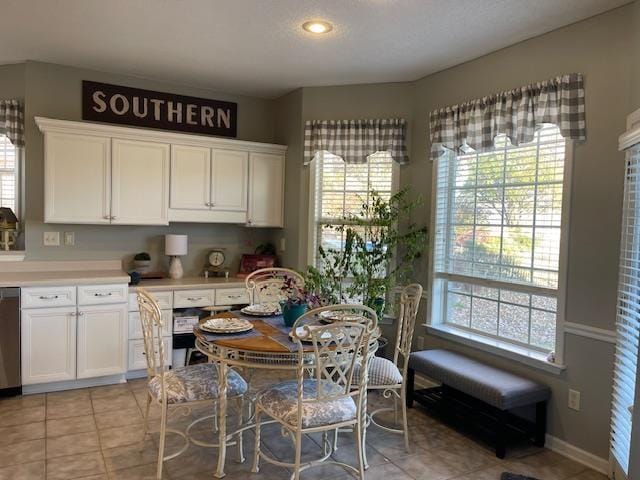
[0,251,25,262]
[425,324,566,375]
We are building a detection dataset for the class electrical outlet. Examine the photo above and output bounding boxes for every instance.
[43,231,60,246]
[417,336,425,350]
[280,237,286,252]
[64,232,75,246]
[568,389,581,411]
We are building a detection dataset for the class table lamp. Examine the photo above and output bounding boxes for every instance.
[165,234,188,279]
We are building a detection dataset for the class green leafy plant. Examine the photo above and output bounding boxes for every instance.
[134,252,151,261]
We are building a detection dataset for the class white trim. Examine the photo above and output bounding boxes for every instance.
[22,374,126,394]
[620,108,640,151]
[545,434,610,476]
[0,251,25,261]
[564,322,617,344]
[34,117,287,155]
[426,324,566,374]
[626,107,640,131]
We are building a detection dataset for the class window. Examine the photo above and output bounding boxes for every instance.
[610,143,640,475]
[0,135,18,214]
[311,151,397,262]
[430,124,569,355]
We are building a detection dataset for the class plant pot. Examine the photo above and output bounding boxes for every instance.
[372,297,385,320]
[133,260,151,274]
[280,302,308,328]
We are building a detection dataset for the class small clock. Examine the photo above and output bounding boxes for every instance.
[208,249,226,268]
[205,249,228,278]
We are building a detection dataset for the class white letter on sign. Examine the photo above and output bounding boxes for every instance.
[186,104,197,125]
[217,108,231,129]
[132,97,148,118]
[92,91,107,113]
[167,101,182,123]
[110,94,130,115]
[150,99,165,121]
[201,106,214,127]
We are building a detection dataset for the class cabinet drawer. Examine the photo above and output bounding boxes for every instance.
[78,284,128,305]
[215,288,250,306]
[128,310,172,340]
[21,286,76,309]
[128,338,172,371]
[128,291,173,311]
[173,289,215,308]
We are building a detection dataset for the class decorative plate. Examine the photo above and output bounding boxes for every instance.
[241,302,281,316]
[289,325,344,342]
[319,310,364,323]
[200,317,254,334]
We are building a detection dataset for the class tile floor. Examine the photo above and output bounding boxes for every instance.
[0,372,608,480]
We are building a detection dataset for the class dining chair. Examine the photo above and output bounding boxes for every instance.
[245,267,305,304]
[352,283,423,453]
[251,304,378,480]
[136,288,249,479]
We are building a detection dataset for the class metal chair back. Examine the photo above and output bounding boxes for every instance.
[136,288,167,380]
[245,267,305,304]
[392,284,423,378]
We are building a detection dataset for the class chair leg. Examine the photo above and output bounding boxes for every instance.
[361,391,369,470]
[236,396,245,463]
[354,420,366,480]
[333,428,339,452]
[251,407,262,473]
[400,385,410,453]
[406,368,415,408]
[292,430,303,480]
[140,392,152,450]
[156,401,168,480]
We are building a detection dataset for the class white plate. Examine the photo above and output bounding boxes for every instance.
[319,310,364,323]
[200,317,254,334]
[241,303,281,316]
[289,325,342,342]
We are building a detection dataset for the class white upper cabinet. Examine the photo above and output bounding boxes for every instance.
[111,139,170,225]
[248,152,284,227]
[44,132,111,224]
[211,149,248,211]
[170,144,211,210]
[36,117,286,227]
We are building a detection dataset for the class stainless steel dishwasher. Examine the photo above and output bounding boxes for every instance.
[0,288,20,396]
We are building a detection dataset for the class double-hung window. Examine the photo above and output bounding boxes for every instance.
[430,124,570,359]
[310,151,397,261]
[0,134,19,214]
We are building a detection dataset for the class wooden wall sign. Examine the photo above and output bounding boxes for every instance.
[82,81,237,138]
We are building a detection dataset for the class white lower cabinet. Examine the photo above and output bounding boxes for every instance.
[21,307,77,385]
[20,284,128,388]
[77,304,128,379]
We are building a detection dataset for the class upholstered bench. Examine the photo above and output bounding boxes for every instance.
[406,349,550,458]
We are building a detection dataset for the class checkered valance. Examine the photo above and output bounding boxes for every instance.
[0,100,24,147]
[304,118,408,165]
[429,73,586,160]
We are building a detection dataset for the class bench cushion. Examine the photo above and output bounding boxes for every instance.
[409,349,550,410]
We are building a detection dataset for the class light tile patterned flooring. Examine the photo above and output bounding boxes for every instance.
[0,371,607,480]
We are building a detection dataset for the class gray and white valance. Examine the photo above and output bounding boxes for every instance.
[429,73,585,160]
[304,118,408,165]
[0,100,25,147]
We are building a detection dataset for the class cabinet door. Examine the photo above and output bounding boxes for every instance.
[170,144,211,210]
[111,139,170,225]
[248,152,284,227]
[21,307,76,385]
[76,303,128,379]
[44,132,111,224]
[211,149,248,211]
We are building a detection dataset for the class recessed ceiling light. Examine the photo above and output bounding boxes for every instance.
[302,20,333,34]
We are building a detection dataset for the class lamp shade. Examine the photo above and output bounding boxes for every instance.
[165,234,188,256]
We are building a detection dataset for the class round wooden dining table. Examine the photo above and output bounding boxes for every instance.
[193,310,379,478]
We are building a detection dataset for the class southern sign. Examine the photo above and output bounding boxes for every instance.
[82,81,237,138]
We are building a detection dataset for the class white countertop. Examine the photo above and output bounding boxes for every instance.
[0,270,131,288]
[130,276,246,292]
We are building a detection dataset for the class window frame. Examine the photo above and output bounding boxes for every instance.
[0,134,21,219]
[427,134,573,371]
[307,150,400,267]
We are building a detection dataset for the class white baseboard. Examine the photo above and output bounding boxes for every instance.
[545,434,610,476]
[22,374,126,394]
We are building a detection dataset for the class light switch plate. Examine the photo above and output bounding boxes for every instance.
[568,389,581,411]
[64,232,75,246]
[43,231,60,246]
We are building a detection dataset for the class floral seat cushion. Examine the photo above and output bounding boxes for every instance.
[257,379,356,428]
[148,363,247,404]
[353,356,403,387]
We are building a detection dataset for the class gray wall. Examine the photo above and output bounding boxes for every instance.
[274,5,634,459]
[15,61,279,274]
[633,0,640,112]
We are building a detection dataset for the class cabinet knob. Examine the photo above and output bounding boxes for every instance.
[247,219,252,225]
[39,295,59,300]
[94,292,113,297]
[110,216,116,220]
[103,215,110,220]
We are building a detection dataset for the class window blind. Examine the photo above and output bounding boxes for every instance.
[0,135,17,212]
[611,144,640,474]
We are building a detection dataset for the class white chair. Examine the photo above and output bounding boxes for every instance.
[251,304,378,480]
[245,267,305,304]
[353,283,423,453]
[136,289,248,479]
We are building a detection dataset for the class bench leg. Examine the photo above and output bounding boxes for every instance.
[534,401,547,447]
[406,368,415,408]
[495,409,507,459]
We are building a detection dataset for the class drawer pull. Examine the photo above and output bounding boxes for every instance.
[187,296,203,301]
[94,292,113,297]
[38,295,59,300]
[226,294,244,299]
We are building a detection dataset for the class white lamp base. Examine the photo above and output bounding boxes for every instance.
[168,256,184,279]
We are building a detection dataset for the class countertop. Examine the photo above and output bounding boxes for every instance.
[0,270,131,288]
[130,276,246,292]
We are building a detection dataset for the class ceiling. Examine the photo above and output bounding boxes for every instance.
[0,0,630,98]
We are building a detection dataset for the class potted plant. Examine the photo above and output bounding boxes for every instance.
[278,276,320,328]
[133,252,151,274]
